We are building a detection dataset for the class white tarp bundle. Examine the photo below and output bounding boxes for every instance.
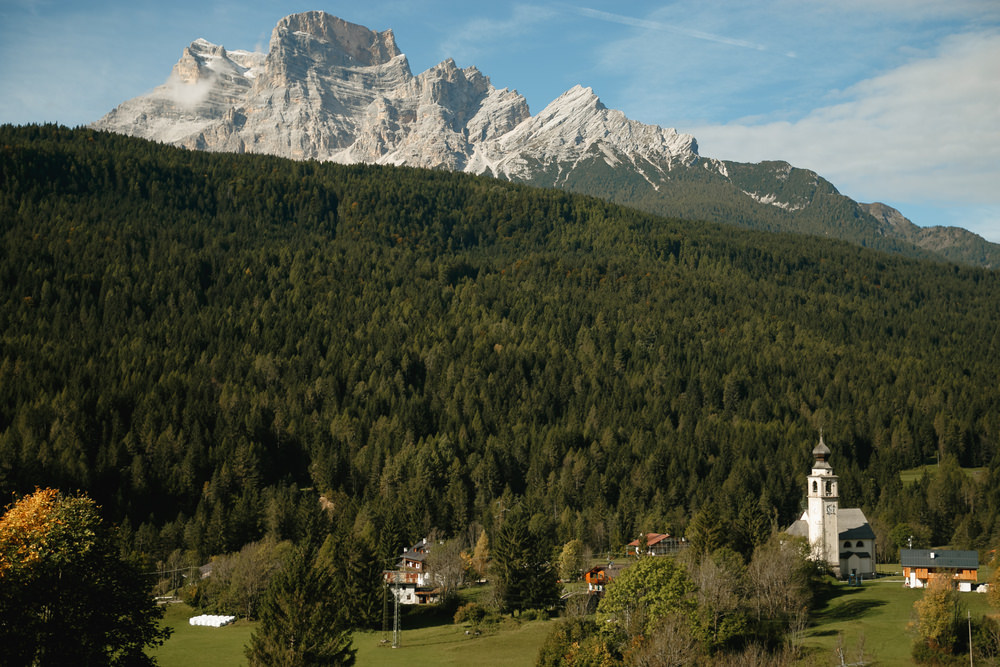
[188,614,236,627]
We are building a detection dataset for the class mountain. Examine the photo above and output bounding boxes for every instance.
[92,11,1000,268]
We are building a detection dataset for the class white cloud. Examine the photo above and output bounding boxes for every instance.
[691,30,1000,212]
[573,6,794,57]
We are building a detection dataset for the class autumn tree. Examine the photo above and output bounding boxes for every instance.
[690,547,750,652]
[0,488,171,666]
[910,575,963,661]
[469,529,490,581]
[425,535,467,601]
[746,534,813,634]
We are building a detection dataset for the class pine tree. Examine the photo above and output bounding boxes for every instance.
[245,546,356,666]
[491,507,559,614]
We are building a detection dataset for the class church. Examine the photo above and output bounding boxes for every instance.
[786,436,876,578]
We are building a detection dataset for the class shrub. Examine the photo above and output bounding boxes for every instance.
[454,602,488,625]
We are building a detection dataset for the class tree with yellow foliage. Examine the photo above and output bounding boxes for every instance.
[0,488,170,666]
[910,575,963,661]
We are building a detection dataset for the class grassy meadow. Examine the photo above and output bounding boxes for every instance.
[152,600,553,667]
[153,603,257,667]
[899,464,986,485]
[153,573,995,666]
[796,576,993,666]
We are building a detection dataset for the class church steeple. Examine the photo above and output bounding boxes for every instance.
[812,432,831,466]
[806,434,840,572]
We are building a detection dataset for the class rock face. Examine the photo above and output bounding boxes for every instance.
[92,11,696,175]
[94,12,532,170]
[93,11,1000,268]
[473,85,701,183]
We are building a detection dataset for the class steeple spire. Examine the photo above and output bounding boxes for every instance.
[812,432,831,468]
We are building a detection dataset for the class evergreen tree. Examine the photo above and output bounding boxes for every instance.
[490,506,559,614]
[245,546,356,666]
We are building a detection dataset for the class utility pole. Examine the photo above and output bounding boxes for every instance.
[381,570,402,648]
[969,610,973,667]
[392,574,401,648]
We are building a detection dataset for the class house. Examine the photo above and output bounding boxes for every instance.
[584,562,628,594]
[626,532,687,557]
[785,436,876,578]
[901,549,978,590]
[384,537,441,605]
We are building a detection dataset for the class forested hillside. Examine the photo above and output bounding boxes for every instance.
[535,151,1000,268]
[2,124,999,567]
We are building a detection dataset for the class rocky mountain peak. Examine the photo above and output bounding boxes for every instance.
[89,12,1000,268]
[270,12,401,68]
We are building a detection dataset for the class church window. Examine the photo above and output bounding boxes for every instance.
[825,480,832,495]
[856,541,864,548]
[812,481,817,493]
[844,542,851,548]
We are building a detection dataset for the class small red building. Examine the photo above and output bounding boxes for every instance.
[626,532,686,557]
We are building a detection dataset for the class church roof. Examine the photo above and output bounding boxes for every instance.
[785,513,809,538]
[837,508,875,540]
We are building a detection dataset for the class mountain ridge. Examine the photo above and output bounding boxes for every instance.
[91,11,999,268]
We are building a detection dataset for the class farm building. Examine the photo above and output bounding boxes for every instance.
[626,532,686,557]
[901,549,979,590]
[384,538,440,604]
[584,562,628,594]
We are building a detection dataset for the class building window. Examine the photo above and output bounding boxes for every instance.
[825,480,832,495]
[812,481,817,493]
[844,542,851,548]
[856,541,864,548]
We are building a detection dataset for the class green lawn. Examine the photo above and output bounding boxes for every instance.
[153,603,257,667]
[154,578,996,666]
[151,601,552,666]
[353,618,552,666]
[796,577,993,666]
[899,464,986,485]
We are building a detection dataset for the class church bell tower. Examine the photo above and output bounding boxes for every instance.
[806,435,840,572]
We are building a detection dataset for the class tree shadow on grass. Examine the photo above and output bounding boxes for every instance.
[401,603,459,629]
[815,597,887,621]
[811,582,887,623]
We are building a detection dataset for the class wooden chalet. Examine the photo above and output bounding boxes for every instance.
[901,549,979,590]
[384,538,439,604]
[585,562,628,594]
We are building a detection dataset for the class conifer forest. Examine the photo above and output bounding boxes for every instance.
[3,125,1000,621]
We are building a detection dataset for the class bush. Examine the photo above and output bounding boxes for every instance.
[454,602,489,625]
[536,617,602,667]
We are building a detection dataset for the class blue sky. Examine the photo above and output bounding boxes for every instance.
[2,0,998,241]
